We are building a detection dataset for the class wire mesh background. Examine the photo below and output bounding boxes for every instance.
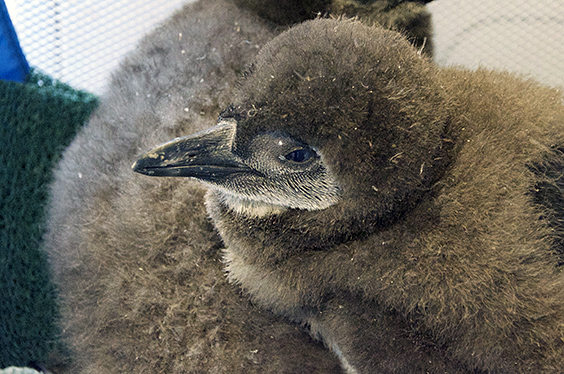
[5,0,187,94]
[5,0,564,95]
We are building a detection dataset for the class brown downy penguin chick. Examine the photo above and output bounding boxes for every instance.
[42,1,436,373]
[134,18,564,374]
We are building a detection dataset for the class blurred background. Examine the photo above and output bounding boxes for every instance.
[4,0,564,94]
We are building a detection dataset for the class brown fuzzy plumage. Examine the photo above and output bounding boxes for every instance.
[46,0,564,373]
[204,19,564,373]
[43,1,436,373]
[330,0,434,54]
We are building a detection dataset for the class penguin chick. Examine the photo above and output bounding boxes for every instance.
[135,18,564,374]
[43,1,438,373]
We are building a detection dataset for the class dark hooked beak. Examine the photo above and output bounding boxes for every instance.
[132,121,251,181]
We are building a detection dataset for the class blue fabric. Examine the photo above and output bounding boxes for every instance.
[0,0,29,82]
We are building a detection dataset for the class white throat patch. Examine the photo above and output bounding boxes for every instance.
[219,192,288,218]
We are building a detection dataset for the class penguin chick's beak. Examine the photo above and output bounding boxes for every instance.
[132,121,251,182]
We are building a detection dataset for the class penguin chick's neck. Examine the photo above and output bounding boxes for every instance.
[213,189,288,218]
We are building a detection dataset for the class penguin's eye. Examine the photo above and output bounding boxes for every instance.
[282,148,316,163]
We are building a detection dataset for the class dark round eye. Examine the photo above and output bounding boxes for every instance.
[283,148,316,163]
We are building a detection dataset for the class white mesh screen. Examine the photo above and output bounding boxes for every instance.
[428,0,564,89]
[5,0,564,94]
[5,0,190,94]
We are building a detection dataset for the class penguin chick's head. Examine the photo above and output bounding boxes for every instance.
[134,18,452,231]
[133,118,342,216]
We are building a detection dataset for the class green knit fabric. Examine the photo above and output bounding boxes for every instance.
[0,70,98,368]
